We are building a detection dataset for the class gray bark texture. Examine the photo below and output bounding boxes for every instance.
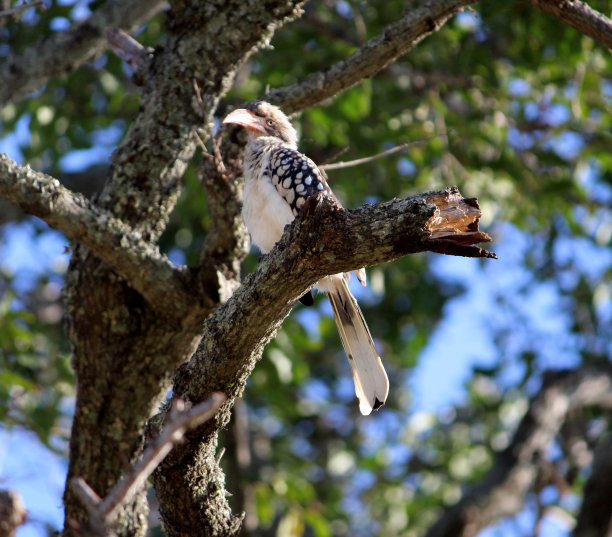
[2,1,612,537]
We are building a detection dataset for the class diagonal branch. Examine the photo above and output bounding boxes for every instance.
[104,27,153,72]
[320,136,447,171]
[0,0,44,19]
[0,154,198,317]
[524,0,612,50]
[207,0,470,273]
[262,0,477,113]
[424,365,612,537]
[70,393,227,537]
[0,0,166,105]
[153,186,494,536]
[178,186,494,404]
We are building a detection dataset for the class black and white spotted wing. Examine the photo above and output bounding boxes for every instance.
[265,147,333,216]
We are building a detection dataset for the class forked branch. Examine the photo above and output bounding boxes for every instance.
[70,393,227,537]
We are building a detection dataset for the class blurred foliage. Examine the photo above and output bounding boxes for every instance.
[2,0,612,536]
[0,266,73,451]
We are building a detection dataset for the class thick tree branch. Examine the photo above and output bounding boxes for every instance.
[153,186,493,536]
[425,366,612,537]
[196,134,249,304]
[62,4,307,536]
[0,154,198,317]
[177,187,493,406]
[0,0,166,106]
[524,0,612,50]
[262,0,477,113]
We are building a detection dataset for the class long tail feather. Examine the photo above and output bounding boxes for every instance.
[326,277,389,415]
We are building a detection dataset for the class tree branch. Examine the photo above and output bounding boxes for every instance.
[104,27,153,72]
[0,0,44,19]
[153,186,493,536]
[70,393,226,537]
[262,0,477,113]
[61,5,308,535]
[424,366,612,537]
[0,154,198,317]
[178,187,493,405]
[524,0,612,50]
[319,136,446,171]
[0,0,166,105]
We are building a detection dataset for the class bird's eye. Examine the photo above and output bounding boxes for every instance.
[266,119,274,126]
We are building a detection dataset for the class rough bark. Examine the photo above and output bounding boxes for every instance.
[61,2,307,536]
[0,154,192,313]
[424,366,612,537]
[523,0,612,50]
[0,4,484,533]
[152,187,493,537]
[3,1,608,537]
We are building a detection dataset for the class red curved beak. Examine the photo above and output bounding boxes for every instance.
[223,108,265,134]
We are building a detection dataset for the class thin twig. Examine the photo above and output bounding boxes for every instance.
[0,0,44,18]
[192,80,226,173]
[319,134,448,171]
[192,128,210,156]
[193,79,207,121]
[215,447,226,465]
[319,145,350,166]
[192,128,227,174]
[71,392,227,536]
[211,134,226,173]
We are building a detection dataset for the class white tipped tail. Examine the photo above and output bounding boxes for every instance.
[325,276,389,415]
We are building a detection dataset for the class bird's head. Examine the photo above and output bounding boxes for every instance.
[223,100,298,148]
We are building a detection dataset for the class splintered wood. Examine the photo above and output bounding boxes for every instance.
[423,186,497,259]
[425,187,490,241]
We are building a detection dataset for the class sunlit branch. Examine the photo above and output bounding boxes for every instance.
[0,154,195,316]
[105,27,153,72]
[525,0,612,49]
[262,0,478,114]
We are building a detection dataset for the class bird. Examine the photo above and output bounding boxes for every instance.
[223,100,389,415]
